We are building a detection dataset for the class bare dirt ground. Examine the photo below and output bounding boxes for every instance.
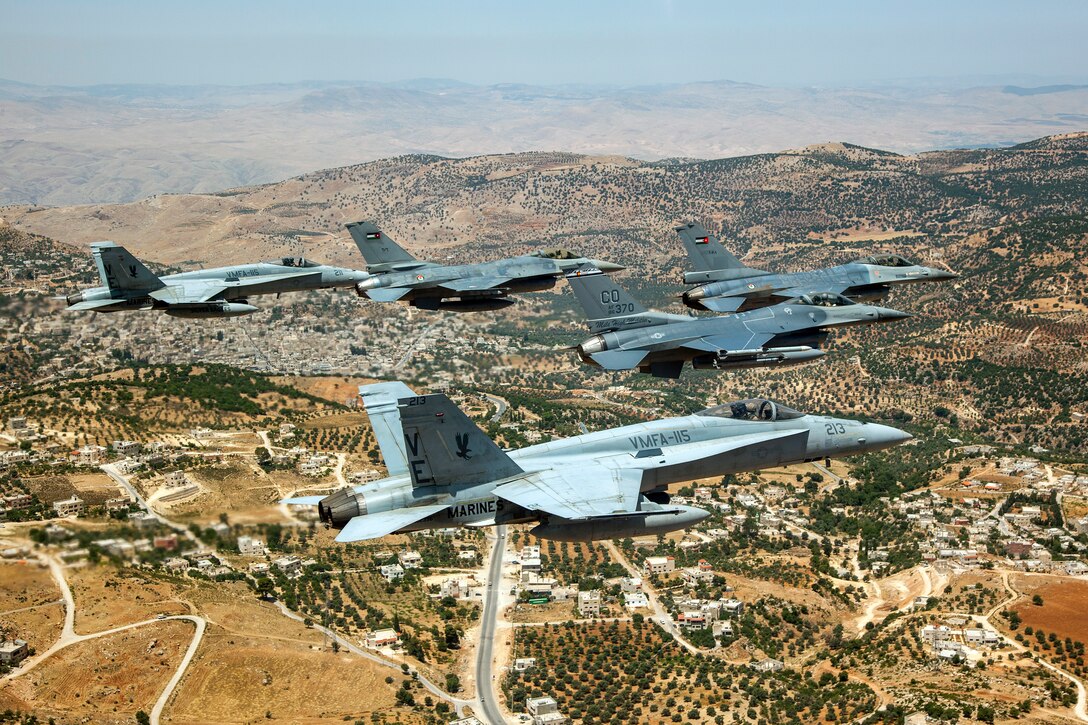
[0,621,192,724]
[166,636,406,724]
[67,567,187,633]
[0,560,63,651]
[1010,577,1088,644]
[274,375,381,405]
[163,463,311,524]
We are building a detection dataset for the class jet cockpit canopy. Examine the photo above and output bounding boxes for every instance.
[276,257,320,268]
[696,398,805,422]
[856,253,915,268]
[532,248,582,260]
[788,292,857,308]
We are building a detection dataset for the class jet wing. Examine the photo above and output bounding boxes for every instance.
[495,467,642,520]
[335,503,449,542]
[366,287,413,302]
[589,350,648,370]
[680,331,776,354]
[281,495,326,506]
[699,296,747,313]
[438,276,511,293]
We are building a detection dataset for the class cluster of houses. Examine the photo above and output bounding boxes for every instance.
[918,617,1005,664]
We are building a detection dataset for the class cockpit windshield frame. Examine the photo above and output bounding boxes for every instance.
[696,398,805,422]
[856,254,914,268]
[532,248,582,260]
[788,292,857,308]
[275,257,319,268]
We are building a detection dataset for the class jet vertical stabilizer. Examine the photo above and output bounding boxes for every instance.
[345,222,420,272]
[91,242,166,294]
[676,223,768,285]
[398,394,524,487]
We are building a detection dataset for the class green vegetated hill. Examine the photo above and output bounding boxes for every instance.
[0,364,340,444]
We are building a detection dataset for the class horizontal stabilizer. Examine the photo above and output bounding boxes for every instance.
[335,504,449,542]
[66,298,134,312]
[280,495,326,506]
[440,276,510,292]
[589,349,648,370]
[496,467,642,520]
[366,287,413,302]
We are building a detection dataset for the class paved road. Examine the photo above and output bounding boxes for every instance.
[475,525,508,725]
[150,615,206,725]
[604,541,699,654]
[482,393,509,423]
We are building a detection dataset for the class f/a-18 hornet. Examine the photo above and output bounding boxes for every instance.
[63,242,367,318]
[346,221,623,311]
[676,222,958,313]
[566,267,910,378]
[283,382,910,542]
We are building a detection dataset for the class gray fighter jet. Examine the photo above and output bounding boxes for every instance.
[346,221,623,311]
[63,242,368,318]
[677,223,958,313]
[282,382,911,542]
[567,268,910,378]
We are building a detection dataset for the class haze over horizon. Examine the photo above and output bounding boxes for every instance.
[3,0,1088,205]
[4,0,1088,88]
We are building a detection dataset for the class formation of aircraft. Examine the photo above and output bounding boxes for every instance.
[62,242,366,318]
[282,382,911,542]
[58,217,953,543]
[565,267,910,378]
[676,222,958,312]
[346,221,623,311]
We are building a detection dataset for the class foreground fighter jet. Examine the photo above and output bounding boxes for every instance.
[676,223,958,313]
[283,382,910,542]
[567,268,910,378]
[346,221,622,311]
[63,242,367,318]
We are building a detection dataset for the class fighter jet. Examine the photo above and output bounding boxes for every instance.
[566,268,910,378]
[346,221,623,311]
[282,382,911,542]
[676,222,958,313]
[63,242,368,318]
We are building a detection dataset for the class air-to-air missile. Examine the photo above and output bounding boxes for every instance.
[63,242,368,318]
[676,222,959,313]
[566,267,911,378]
[345,221,623,311]
[282,382,911,542]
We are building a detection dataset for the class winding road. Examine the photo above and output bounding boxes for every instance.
[2,555,207,725]
[475,525,509,725]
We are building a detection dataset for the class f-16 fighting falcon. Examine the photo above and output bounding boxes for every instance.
[346,221,623,311]
[282,382,911,542]
[676,222,958,313]
[567,267,911,378]
[63,242,368,318]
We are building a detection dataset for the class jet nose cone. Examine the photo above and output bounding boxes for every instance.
[928,268,960,281]
[877,307,914,321]
[675,505,712,526]
[859,423,913,451]
[589,259,625,273]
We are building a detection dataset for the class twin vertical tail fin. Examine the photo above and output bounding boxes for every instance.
[398,393,523,487]
[345,221,419,272]
[358,382,418,477]
[91,242,165,295]
[676,223,765,283]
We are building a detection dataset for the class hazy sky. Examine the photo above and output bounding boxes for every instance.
[4,0,1087,87]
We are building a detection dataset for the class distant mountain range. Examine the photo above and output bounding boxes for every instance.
[2,77,1088,205]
